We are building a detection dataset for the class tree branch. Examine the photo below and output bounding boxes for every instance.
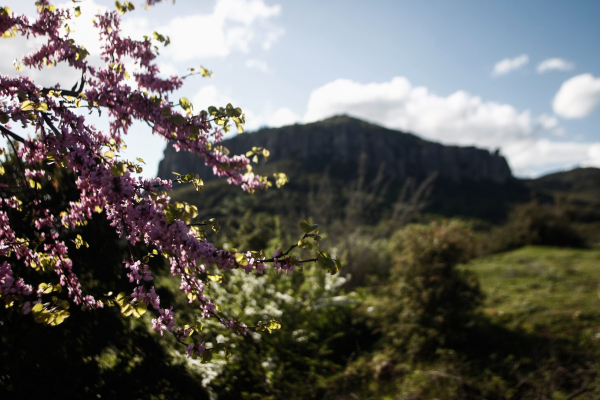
[41,113,62,137]
[0,125,25,143]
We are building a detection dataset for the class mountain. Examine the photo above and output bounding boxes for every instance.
[158,115,512,185]
[158,116,597,226]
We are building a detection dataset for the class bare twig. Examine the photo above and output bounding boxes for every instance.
[0,125,25,143]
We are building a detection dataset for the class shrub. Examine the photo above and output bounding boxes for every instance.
[372,220,483,360]
[486,201,587,253]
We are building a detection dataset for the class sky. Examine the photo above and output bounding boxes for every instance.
[1,0,599,178]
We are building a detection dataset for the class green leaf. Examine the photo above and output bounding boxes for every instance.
[273,172,289,188]
[299,220,319,233]
[214,343,226,352]
[200,66,213,78]
[179,97,191,111]
[335,258,342,270]
[32,303,44,313]
[234,253,248,266]
[34,311,50,324]
[115,292,128,306]
[201,350,213,363]
[207,274,223,283]
[257,320,282,333]
[20,100,35,111]
[110,162,128,177]
[49,310,69,326]
[75,47,89,61]
[132,301,147,318]
[171,114,186,126]
[121,303,134,316]
[189,125,200,140]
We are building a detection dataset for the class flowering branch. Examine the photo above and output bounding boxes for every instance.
[0,1,341,360]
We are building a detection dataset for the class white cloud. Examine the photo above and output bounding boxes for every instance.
[537,114,559,130]
[157,62,179,78]
[122,0,283,62]
[583,144,600,168]
[192,85,235,112]
[553,73,600,119]
[262,25,285,50]
[492,54,529,77]
[245,59,269,73]
[304,77,533,149]
[537,58,575,74]
[303,76,600,177]
[504,139,600,176]
[268,107,299,127]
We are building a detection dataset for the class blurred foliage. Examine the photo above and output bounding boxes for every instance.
[319,241,600,400]
[370,221,483,359]
[483,201,588,253]
[0,154,208,399]
[156,217,370,399]
[3,142,600,399]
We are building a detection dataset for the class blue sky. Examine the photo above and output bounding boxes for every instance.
[2,0,599,178]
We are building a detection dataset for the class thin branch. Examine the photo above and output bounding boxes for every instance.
[41,70,85,98]
[41,88,81,98]
[41,113,62,137]
[261,233,311,262]
[0,125,25,143]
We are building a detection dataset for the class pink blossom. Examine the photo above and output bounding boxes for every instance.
[0,1,301,339]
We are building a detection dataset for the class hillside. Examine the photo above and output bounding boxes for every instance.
[159,116,599,226]
[159,115,512,184]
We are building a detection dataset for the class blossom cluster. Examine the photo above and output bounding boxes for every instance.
[0,1,271,338]
[0,1,338,360]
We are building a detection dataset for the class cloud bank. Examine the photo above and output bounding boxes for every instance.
[122,0,283,61]
[268,107,300,128]
[302,76,600,176]
[553,73,600,119]
[492,54,529,77]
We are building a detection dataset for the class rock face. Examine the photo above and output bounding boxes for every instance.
[157,115,513,184]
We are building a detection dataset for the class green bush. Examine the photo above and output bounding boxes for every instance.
[372,220,483,360]
[156,224,366,399]
[486,201,586,253]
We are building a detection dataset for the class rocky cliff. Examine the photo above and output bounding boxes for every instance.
[157,115,513,184]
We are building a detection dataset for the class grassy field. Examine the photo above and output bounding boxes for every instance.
[467,246,600,334]
[341,245,600,400]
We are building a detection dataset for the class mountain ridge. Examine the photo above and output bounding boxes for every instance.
[159,115,600,225]
[158,115,512,185]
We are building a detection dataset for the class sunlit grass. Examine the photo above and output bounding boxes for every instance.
[466,245,600,335]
